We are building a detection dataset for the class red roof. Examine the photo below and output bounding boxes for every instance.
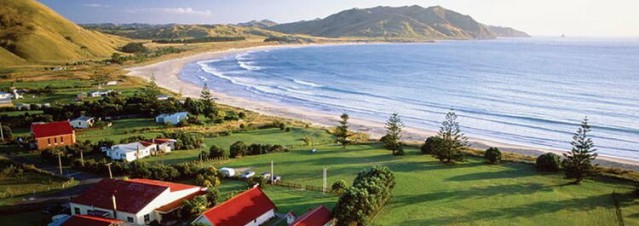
[199,187,276,225]
[31,121,74,138]
[290,205,333,226]
[128,178,199,192]
[72,179,169,214]
[62,215,122,226]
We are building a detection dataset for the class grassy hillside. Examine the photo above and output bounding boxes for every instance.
[85,24,286,40]
[0,0,127,65]
[269,5,528,39]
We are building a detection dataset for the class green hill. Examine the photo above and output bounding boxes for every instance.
[269,5,529,39]
[0,0,127,66]
[84,24,286,40]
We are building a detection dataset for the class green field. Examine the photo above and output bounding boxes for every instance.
[76,118,163,143]
[195,144,639,226]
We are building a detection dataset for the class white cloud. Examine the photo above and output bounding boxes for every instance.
[83,3,110,8]
[125,7,213,17]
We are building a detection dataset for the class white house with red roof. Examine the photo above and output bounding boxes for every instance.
[70,178,206,226]
[193,187,276,226]
[289,205,334,226]
[104,139,176,162]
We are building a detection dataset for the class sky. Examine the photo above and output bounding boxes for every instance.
[39,0,639,37]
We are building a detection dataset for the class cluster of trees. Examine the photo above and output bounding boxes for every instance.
[0,112,54,129]
[228,141,287,158]
[194,167,222,188]
[108,46,184,64]
[333,166,396,226]
[0,159,23,177]
[152,36,245,44]
[263,36,312,43]
[72,159,205,182]
[120,42,148,53]
[181,189,219,220]
[160,131,203,150]
[41,140,95,164]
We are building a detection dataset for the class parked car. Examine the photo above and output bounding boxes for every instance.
[220,167,236,177]
[240,171,255,179]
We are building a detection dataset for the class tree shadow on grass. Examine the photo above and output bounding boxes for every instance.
[444,168,537,181]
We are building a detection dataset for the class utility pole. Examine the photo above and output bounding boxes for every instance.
[270,161,274,185]
[106,163,113,179]
[80,149,84,167]
[57,151,63,176]
[322,167,327,194]
[0,122,4,143]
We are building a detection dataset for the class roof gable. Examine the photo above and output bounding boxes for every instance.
[61,215,122,226]
[200,187,276,225]
[291,205,333,226]
[72,179,168,213]
[31,121,74,138]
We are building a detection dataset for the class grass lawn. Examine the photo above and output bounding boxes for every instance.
[76,118,162,143]
[141,127,333,165]
[192,143,639,226]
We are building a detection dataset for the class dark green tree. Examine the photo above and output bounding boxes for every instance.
[331,180,348,194]
[432,110,468,163]
[229,141,248,158]
[420,136,442,154]
[484,147,502,164]
[209,144,229,160]
[334,113,351,149]
[536,153,562,172]
[383,113,404,155]
[562,117,598,184]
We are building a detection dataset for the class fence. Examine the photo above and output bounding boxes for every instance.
[274,181,338,195]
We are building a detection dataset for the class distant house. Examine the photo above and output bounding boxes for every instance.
[157,95,170,101]
[0,91,12,104]
[70,116,95,129]
[106,81,118,86]
[48,214,125,226]
[289,205,334,226]
[155,112,189,125]
[104,139,176,162]
[89,90,113,97]
[70,178,206,226]
[193,187,276,226]
[31,121,76,151]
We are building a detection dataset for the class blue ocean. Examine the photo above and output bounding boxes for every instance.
[180,38,639,159]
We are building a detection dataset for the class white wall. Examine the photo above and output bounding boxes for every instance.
[193,209,275,226]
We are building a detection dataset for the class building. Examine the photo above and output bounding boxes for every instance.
[89,90,113,97]
[155,112,188,125]
[70,178,206,226]
[48,214,125,226]
[193,187,276,226]
[0,91,12,104]
[31,121,76,151]
[70,116,95,129]
[289,205,334,226]
[106,81,118,86]
[104,139,176,162]
[156,95,170,101]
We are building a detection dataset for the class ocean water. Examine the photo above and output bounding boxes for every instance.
[180,38,639,159]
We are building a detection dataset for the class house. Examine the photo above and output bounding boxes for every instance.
[70,116,95,129]
[106,81,118,86]
[89,90,113,97]
[0,91,12,104]
[48,214,125,226]
[31,121,76,151]
[70,178,206,226]
[193,187,276,226]
[289,205,334,226]
[155,112,188,125]
[104,139,176,162]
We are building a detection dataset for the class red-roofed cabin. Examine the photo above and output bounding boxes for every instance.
[194,187,276,226]
[70,178,205,226]
[31,121,76,150]
[289,205,334,226]
[58,214,124,226]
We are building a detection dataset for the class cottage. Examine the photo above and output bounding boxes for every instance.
[104,139,176,162]
[70,178,206,226]
[48,214,125,226]
[0,91,12,104]
[31,121,76,151]
[193,187,276,226]
[106,81,118,86]
[70,116,95,129]
[289,205,334,226]
[155,112,189,125]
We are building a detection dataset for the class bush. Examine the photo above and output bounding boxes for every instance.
[230,141,247,158]
[209,144,229,160]
[247,176,267,188]
[536,153,561,172]
[420,136,442,154]
[331,180,348,194]
[484,147,502,164]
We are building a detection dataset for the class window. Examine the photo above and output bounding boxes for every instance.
[127,217,134,222]
[144,214,150,222]
[74,207,80,215]
[54,137,57,143]
[47,138,51,144]
[61,136,64,143]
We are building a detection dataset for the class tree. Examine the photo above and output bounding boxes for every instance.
[484,147,502,164]
[209,144,229,160]
[200,84,217,118]
[205,188,220,206]
[230,141,247,158]
[334,113,351,149]
[331,180,348,194]
[562,117,598,184]
[383,113,404,155]
[121,42,148,53]
[200,84,212,102]
[420,136,442,154]
[182,195,208,218]
[536,153,561,172]
[432,110,468,163]
[0,125,12,141]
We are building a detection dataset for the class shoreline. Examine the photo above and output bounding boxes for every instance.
[126,43,639,171]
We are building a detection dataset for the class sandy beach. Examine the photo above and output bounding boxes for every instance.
[126,44,639,171]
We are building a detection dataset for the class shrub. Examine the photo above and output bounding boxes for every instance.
[331,180,348,194]
[230,141,247,158]
[484,147,502,164]
[420,136,442,154]
[209,144,229,160]
[536,153,561,172]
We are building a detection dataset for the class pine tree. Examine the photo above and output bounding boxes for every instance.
[200,84,217,118]
[562,117,598,184]
[432,110,468,163]
[200,83,212,102]
[334,113,351,149]
[383,113,404,155]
